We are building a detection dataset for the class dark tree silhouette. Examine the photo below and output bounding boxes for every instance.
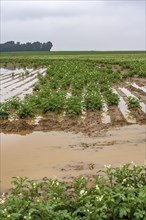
[0,41,53,52]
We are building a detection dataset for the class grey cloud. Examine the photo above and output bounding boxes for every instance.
[1,1,144,21]
[3,0,142,21]
[1,0,145,50]
[1,1,104,21]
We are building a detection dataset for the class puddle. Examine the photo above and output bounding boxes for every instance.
[0,74,21,84]
[0,68,29,79]
[1,73,36,91]
[0,68,47,102]
[101,102,111,124]
[0,68,9,75]
[2,70,35,89]
[1,124,145,193]
[120,87,146,114]
[131,82,146,93]
[18,88,34,99]
[113,89,136,123]
[0,68,34,81]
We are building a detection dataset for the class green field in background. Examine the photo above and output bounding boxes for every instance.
[0,50,146,57]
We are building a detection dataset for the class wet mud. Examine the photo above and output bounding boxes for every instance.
[0,120,34,133]
[0,105,146,135]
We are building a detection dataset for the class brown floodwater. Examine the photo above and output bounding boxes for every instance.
[0,124,146,193]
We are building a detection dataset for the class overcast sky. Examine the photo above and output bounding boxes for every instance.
[1,0,145,51]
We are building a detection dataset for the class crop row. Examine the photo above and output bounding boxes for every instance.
[0,60,119,118]
[1,52,145,77]
[0,58,145,119]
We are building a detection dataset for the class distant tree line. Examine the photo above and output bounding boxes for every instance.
[0,41,53,52]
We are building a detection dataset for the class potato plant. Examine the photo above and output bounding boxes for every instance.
[128,96,140,109]
[0,163,146,220]
[0,97,21,119]
[0,53,145,119]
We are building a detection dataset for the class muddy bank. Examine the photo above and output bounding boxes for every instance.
[0,120,34,133]
[1,124,146,193]
[0,108,146,135]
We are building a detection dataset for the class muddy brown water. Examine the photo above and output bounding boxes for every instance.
[1,124,146,193]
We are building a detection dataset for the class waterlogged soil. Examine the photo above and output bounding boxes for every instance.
[1,68,146,194]
[0,106,145,135]
[1,66,146,131]
[1,124,146,193]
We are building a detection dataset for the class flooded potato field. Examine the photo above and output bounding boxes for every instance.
[0,61,146,195]
[0,67,146,129]
[1,124,146,193]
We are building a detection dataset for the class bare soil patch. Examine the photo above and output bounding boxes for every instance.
[0,120,34,133]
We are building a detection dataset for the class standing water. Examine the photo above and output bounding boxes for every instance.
[0,67,47,102]
[1,124,145,193]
